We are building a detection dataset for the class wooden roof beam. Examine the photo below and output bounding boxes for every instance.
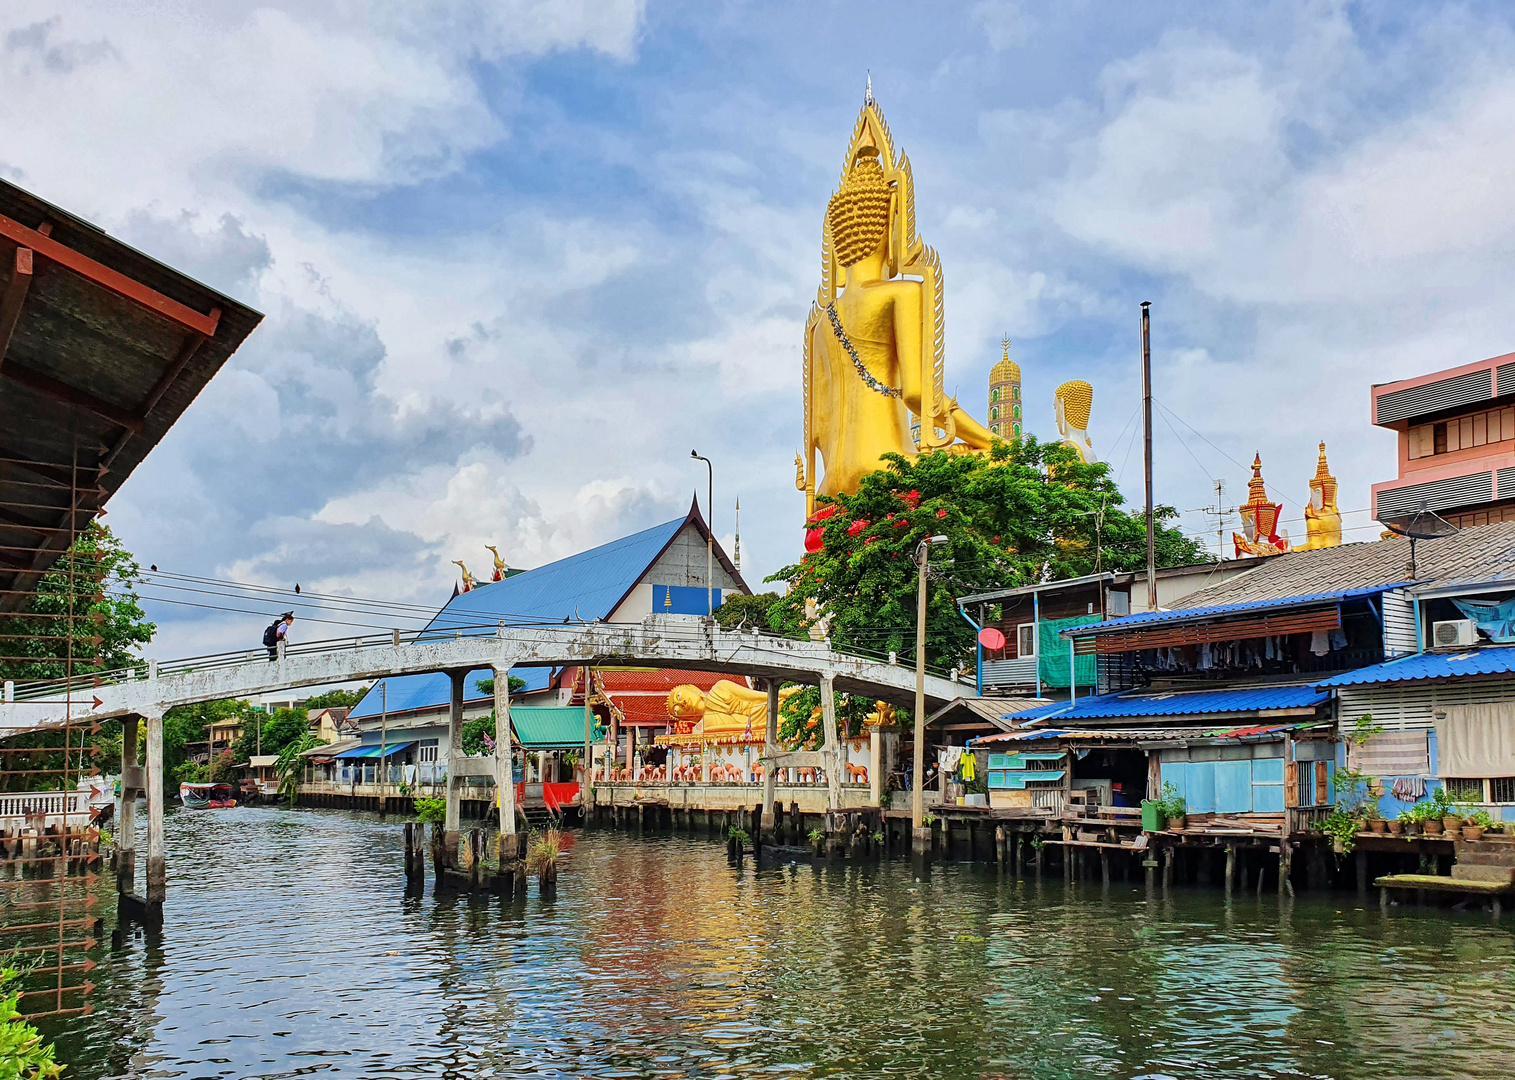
[0,246,34,375]
[0,213,219,337]
[0,363,143,433]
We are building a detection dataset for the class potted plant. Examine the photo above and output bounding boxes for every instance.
[1464,809,1495,841]
[1387,813,1403,836]
[1319,808,1358,854]
[1158,782,1187,830]
[1366,805,1387,834]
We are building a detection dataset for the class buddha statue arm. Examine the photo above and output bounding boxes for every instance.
[889,285,997,450]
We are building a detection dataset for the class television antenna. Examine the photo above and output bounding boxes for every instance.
[1189,479,1237,561]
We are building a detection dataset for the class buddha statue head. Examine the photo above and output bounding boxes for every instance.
[1053,380,1096,463]
[826,145,892,267]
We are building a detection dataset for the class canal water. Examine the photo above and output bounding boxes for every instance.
[35,805,1515,1079]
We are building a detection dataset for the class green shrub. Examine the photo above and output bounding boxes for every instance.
[0,964,62,1078]
[415,797,446,825]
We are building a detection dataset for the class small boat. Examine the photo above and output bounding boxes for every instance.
[180,782,237,809]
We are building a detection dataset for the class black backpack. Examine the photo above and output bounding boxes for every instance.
[263,620,282,647]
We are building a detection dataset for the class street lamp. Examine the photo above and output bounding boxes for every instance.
[690,450,714,616]
[912,533,949,853]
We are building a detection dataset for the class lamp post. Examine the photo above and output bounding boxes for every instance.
[690,450,714,617]
[912,533,949,853]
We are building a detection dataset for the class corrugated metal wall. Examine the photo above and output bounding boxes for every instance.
[1381,590,1419,657]
[1337,678,1515,730]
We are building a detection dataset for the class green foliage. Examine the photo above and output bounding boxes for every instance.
[776,684,888,749]
[0,964,63,1078]
[766,445,1209,669]
[1155,781,1187,821]
[0,524,154,792]
[1349,714,1385,747]
[527,827,562,873]
[713,591,783,631]
[232,706,311,764]
[276,732,325,806]
[171,760,205,786]
[727,826,750,846]
[304,687,368,710]
[414,797,446,824]
[471,676,526,697]
[1318,808,1360,852]
[1468,808,1496,829]
[922,813,937,828]
[1332,766,1374,815]
[460,712,497,757]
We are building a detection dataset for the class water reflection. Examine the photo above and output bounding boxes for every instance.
[36,806,1515,1079]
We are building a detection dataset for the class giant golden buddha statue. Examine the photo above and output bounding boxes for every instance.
[796,86,996,511]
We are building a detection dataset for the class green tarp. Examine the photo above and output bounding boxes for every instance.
[1037,614,1102,689]
[511,706,603,750]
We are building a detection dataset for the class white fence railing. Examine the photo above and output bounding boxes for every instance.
[0,789,90,830]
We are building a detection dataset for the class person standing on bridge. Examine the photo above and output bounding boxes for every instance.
[264,612,294,661]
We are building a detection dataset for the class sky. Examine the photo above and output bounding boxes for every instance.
[6,0,1515,658]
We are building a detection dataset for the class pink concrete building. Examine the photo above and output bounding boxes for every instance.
[1371,351,1515,526]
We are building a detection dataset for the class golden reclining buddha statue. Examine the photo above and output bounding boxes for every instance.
[796,86,996,511]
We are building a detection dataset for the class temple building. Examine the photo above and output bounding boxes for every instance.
[988,336,1022,440]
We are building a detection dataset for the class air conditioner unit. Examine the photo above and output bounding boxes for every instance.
[1432,619,1478,647]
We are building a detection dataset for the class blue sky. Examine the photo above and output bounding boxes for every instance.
[5,1,1515,655]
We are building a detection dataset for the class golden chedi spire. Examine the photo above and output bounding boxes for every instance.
[1233,454,1289,557]
[1299,441,1343,550]
[988,335,1022,440]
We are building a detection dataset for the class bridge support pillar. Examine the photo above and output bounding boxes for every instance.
[493,663,517,854]
[760,681,778,843]
[819,674,841,811]
[145,711,166,912]
[117,715,138,896]
[444,669,465,868]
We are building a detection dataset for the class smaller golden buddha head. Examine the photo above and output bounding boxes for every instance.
[826,145,892,267]
[1054,380,1093,432]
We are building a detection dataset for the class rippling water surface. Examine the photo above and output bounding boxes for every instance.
[32,805,1515,1079]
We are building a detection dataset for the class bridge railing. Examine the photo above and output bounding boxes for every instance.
[8,616,960,705]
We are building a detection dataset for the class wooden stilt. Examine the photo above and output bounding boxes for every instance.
[1224,844,1235,897]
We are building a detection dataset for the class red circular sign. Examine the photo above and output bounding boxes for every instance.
[978,627,1006,651]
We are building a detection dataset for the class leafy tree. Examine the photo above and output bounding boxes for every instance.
[303,687,369,710]
[714,591,783,631]
[777,685,904,749]
[459,713,497,757]
[0,524,154,792]
[157,698,258,794]
[275,732,325,806]
[230,706,312,763]
[471,675,526,697]
[767,442,1209,672]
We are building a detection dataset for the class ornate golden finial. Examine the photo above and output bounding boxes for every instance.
[1001,333,1011,357]
[485,544,507,582]
[864,72,873,106]
[1233,454,1289,557]
[1299,441,1343,550]
[733,497,742,570]
[1054,380,1096,463]
[451,560,476,592]
[989,335,1021,439]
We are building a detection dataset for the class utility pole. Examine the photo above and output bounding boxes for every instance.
[691,451,714,616]
[1192,479,1237,561]
[1141,302,1156,610]
[912,534,948,854]
[379,682,388,815]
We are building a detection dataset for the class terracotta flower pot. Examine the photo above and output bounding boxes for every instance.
[1443,815,1464,832]
[1167,816,1186,831]
[1424,819,1444,835]
[1462,825,1485,841]
[1387,820,1403,836]
[1369,819,1388,834]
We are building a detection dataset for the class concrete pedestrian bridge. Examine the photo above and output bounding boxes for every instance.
[2,616,961,733]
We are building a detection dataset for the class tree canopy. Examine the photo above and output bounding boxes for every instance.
[766,441,1210,671]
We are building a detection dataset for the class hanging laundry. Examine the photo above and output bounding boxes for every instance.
[1265,636,1275,660]
[960,754,976,781]
[1329,627,1348,651]
[1391,776,1426,801]
[1309,629,1330,656]
[939,746,963,773]
[1199,642,1213,669]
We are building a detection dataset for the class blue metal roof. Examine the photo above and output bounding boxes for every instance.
[1315,646,1515,687]
[350,667,552,720]
[351,514,695,720]
[1003,683,1329,723]
[1059,585,1410,638]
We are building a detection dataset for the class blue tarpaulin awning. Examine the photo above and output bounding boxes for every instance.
[334,741,415,760]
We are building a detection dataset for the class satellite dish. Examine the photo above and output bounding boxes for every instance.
[1381,502,1458,540]
[1380,501,1458,577]
[978,627,1007,651]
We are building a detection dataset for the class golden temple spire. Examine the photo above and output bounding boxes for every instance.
[1299,441,1343,550]
[1233,454,1288,557]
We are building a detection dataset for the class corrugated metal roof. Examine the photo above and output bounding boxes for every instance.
[349,667,551,720]
[927,696,1054,727]
[512,706,602,749]
[1006,683,1329,723]
[1061,586,1403,637]
[1315,646,1515,687]
[973,719,1323,745]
